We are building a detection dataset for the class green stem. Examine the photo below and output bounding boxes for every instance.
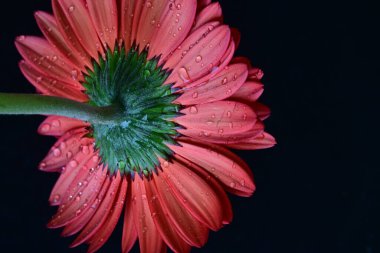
[0,93,121,124]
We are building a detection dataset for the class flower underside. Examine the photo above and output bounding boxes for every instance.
[83,46,181,176]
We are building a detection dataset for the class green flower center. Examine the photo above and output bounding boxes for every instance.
[83,46,181,176]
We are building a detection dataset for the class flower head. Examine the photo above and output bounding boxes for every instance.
[13,0,275,252]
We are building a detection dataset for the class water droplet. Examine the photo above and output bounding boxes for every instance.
[240,180,246,186]
[53,148,61,157]
[78,182,83,187]
[218,129,224,134]
[68,5,75,12]
[92,156,99,162]
[146,1,152,8]
[52,120,61,127]
[195,55,202,63]
[192,92,198,98]
[243,113,247,120]
[162,161,169,168]
[71,69,78,80]
[39,162,46,169]
[36,76,43,83]
[40,124,51,132]
[222,77,228,85]
[176,3,182,9]
[81,145,89,155]
[178,26,182,31]
[69,160,78,167]
[17,35,26,41]
[189,106,198,114]
[89,167,95,173]
[66,151,72,159]
[233,74,238,81]
[178,67,190,83]
[150,19,156,25]
[229,122,234,128]
[229,182,236,188]
[227,111,232,118]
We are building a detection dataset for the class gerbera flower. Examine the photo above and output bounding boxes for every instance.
[0,0,275,252]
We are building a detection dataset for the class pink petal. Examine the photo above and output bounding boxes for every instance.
[38,116,89,137]
[132,177,166,253]
[149,0,197,61]
[165,24,230,87]
[169,138,255,197]
[122,188,138,253]
[159,159,225,231]
[231,28,241,49]
[192,2,223,31]
[144,180,191,253]
[226,132,277,150]
[252,102,271,121]
[230,81,264,103]
[40,128,90,173]
[19,60,87,102]
[197,0,212,12]
[249,67,264,80]
[119,0,139,50]
[70,173,122,247]
[34,11,86,71]
[15,36,83,89]
[52,0,101,65]
[87,178,128,253]
[48,158,107,228]
[61,177,111,237]
[87,0,118,50]
[174,155,233,225]
[176,63,248,105]
[174,101,257,139]
[152,172,209,247]
[135,0,169,50]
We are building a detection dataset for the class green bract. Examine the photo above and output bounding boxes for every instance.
[83,46,181,176]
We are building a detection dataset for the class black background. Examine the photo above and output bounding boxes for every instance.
[0,0,379,252]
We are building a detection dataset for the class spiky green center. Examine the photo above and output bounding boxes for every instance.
[83,46,180,176]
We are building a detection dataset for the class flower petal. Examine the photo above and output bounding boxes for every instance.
[252,102,271,121]
[119,0,139,50]
[53,0,102,64]
[176,63,248,105]
[70,173,122,247]
[149,0,197,61]
[192,2,223,31]
[87,178,128,253]
[61,177,111,237]
[144,180,191,253]
[122,187,138,253]
[230,81,264,103]
[15,36,83,89]
[165,24,230,87]
[132,177,166,253]
[226,132,277,150]
[159,159,225,231]
[169,138,255,197]
[174,101,257,139]
[34,11,86,70]
[152,172,208,247]
[38,116,89,137]
[19,61,87,102]
[87,0,118,50]
[40,128,90,172]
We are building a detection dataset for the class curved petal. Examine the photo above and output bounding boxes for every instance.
[230,80,264,103]
[174,101,257,139]
[119,0,139,50]
[70,173,122,247]
[159,159,225,231]
[87,0,118,50]
[19,61,88,102]
[252,102,271,121]
[87,178,128,253]
[15,36,83,89]
[165,24,230,87]
[152,172,208,247]
[39,128,90,172]
[122,187,138,253]
[61,176,111,237]
[34,11,86,70]
[144,180,191,253]
[176,63,248,105]
[169,138,255,197]
[149,0,197,61]
[192,2,223,31]
[249,67,264,80]
[38,116,89,137]
[132,177,166,253]
[226,132,277,150]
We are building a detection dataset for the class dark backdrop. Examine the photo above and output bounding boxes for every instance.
[0,0,379,252]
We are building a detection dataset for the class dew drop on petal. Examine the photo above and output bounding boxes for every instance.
[178,67,190,83]
[53,194,61,203]
[71,69,78,80]
[227,111,232,118]
[192,92,198,98]
[189,106,198,114]
[40,124,51,132]
[68,5,75,12]
[69,160,78,167]
[52,120,61,127]
[53,148,61,157]
[195,55,202,63]
[81,145,89,155]
[222,77,228,85]
[230,182,236,188]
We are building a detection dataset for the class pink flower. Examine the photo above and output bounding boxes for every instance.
[14,0,275,252]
